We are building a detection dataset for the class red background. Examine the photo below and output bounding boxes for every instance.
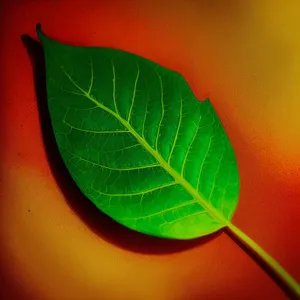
[1,1,300,299]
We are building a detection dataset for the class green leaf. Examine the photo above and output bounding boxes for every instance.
[36,24,239,240]
[35,24,300,298]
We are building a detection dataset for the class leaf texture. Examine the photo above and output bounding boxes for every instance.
[37,25,240,239]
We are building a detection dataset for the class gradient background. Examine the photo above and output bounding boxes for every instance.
[1,0,300,299]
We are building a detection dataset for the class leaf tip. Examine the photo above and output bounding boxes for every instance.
[36,23,42,33]
[36,23,44,41]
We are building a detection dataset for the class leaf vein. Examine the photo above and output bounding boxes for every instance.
[208,141,226,202]
[128,65,140,123]
[168,95,183,164]
[99,181,177,197]
[155,71,164,150]
[196,136,213,191]
[60,66,87,95]
[111,61,119,114]
[87,56,94,95]
[160,211,208,229]
[181,114,202,176]
[63,120,129,135]
[141,93,149,138]
[120,199,198,220]
[65,148,160,171]
[106,144,141,154]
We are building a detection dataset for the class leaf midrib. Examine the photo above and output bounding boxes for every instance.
[60,67,230,227]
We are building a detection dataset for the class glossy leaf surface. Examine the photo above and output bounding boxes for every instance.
[37,25,240,239]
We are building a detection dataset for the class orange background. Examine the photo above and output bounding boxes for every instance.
[1,1,300,299]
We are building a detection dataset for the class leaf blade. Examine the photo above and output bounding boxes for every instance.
[37,25,239,239]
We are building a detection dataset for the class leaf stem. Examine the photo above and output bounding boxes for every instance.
[226,223,300,299]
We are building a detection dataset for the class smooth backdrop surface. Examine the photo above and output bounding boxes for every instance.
[0,1,300,299]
